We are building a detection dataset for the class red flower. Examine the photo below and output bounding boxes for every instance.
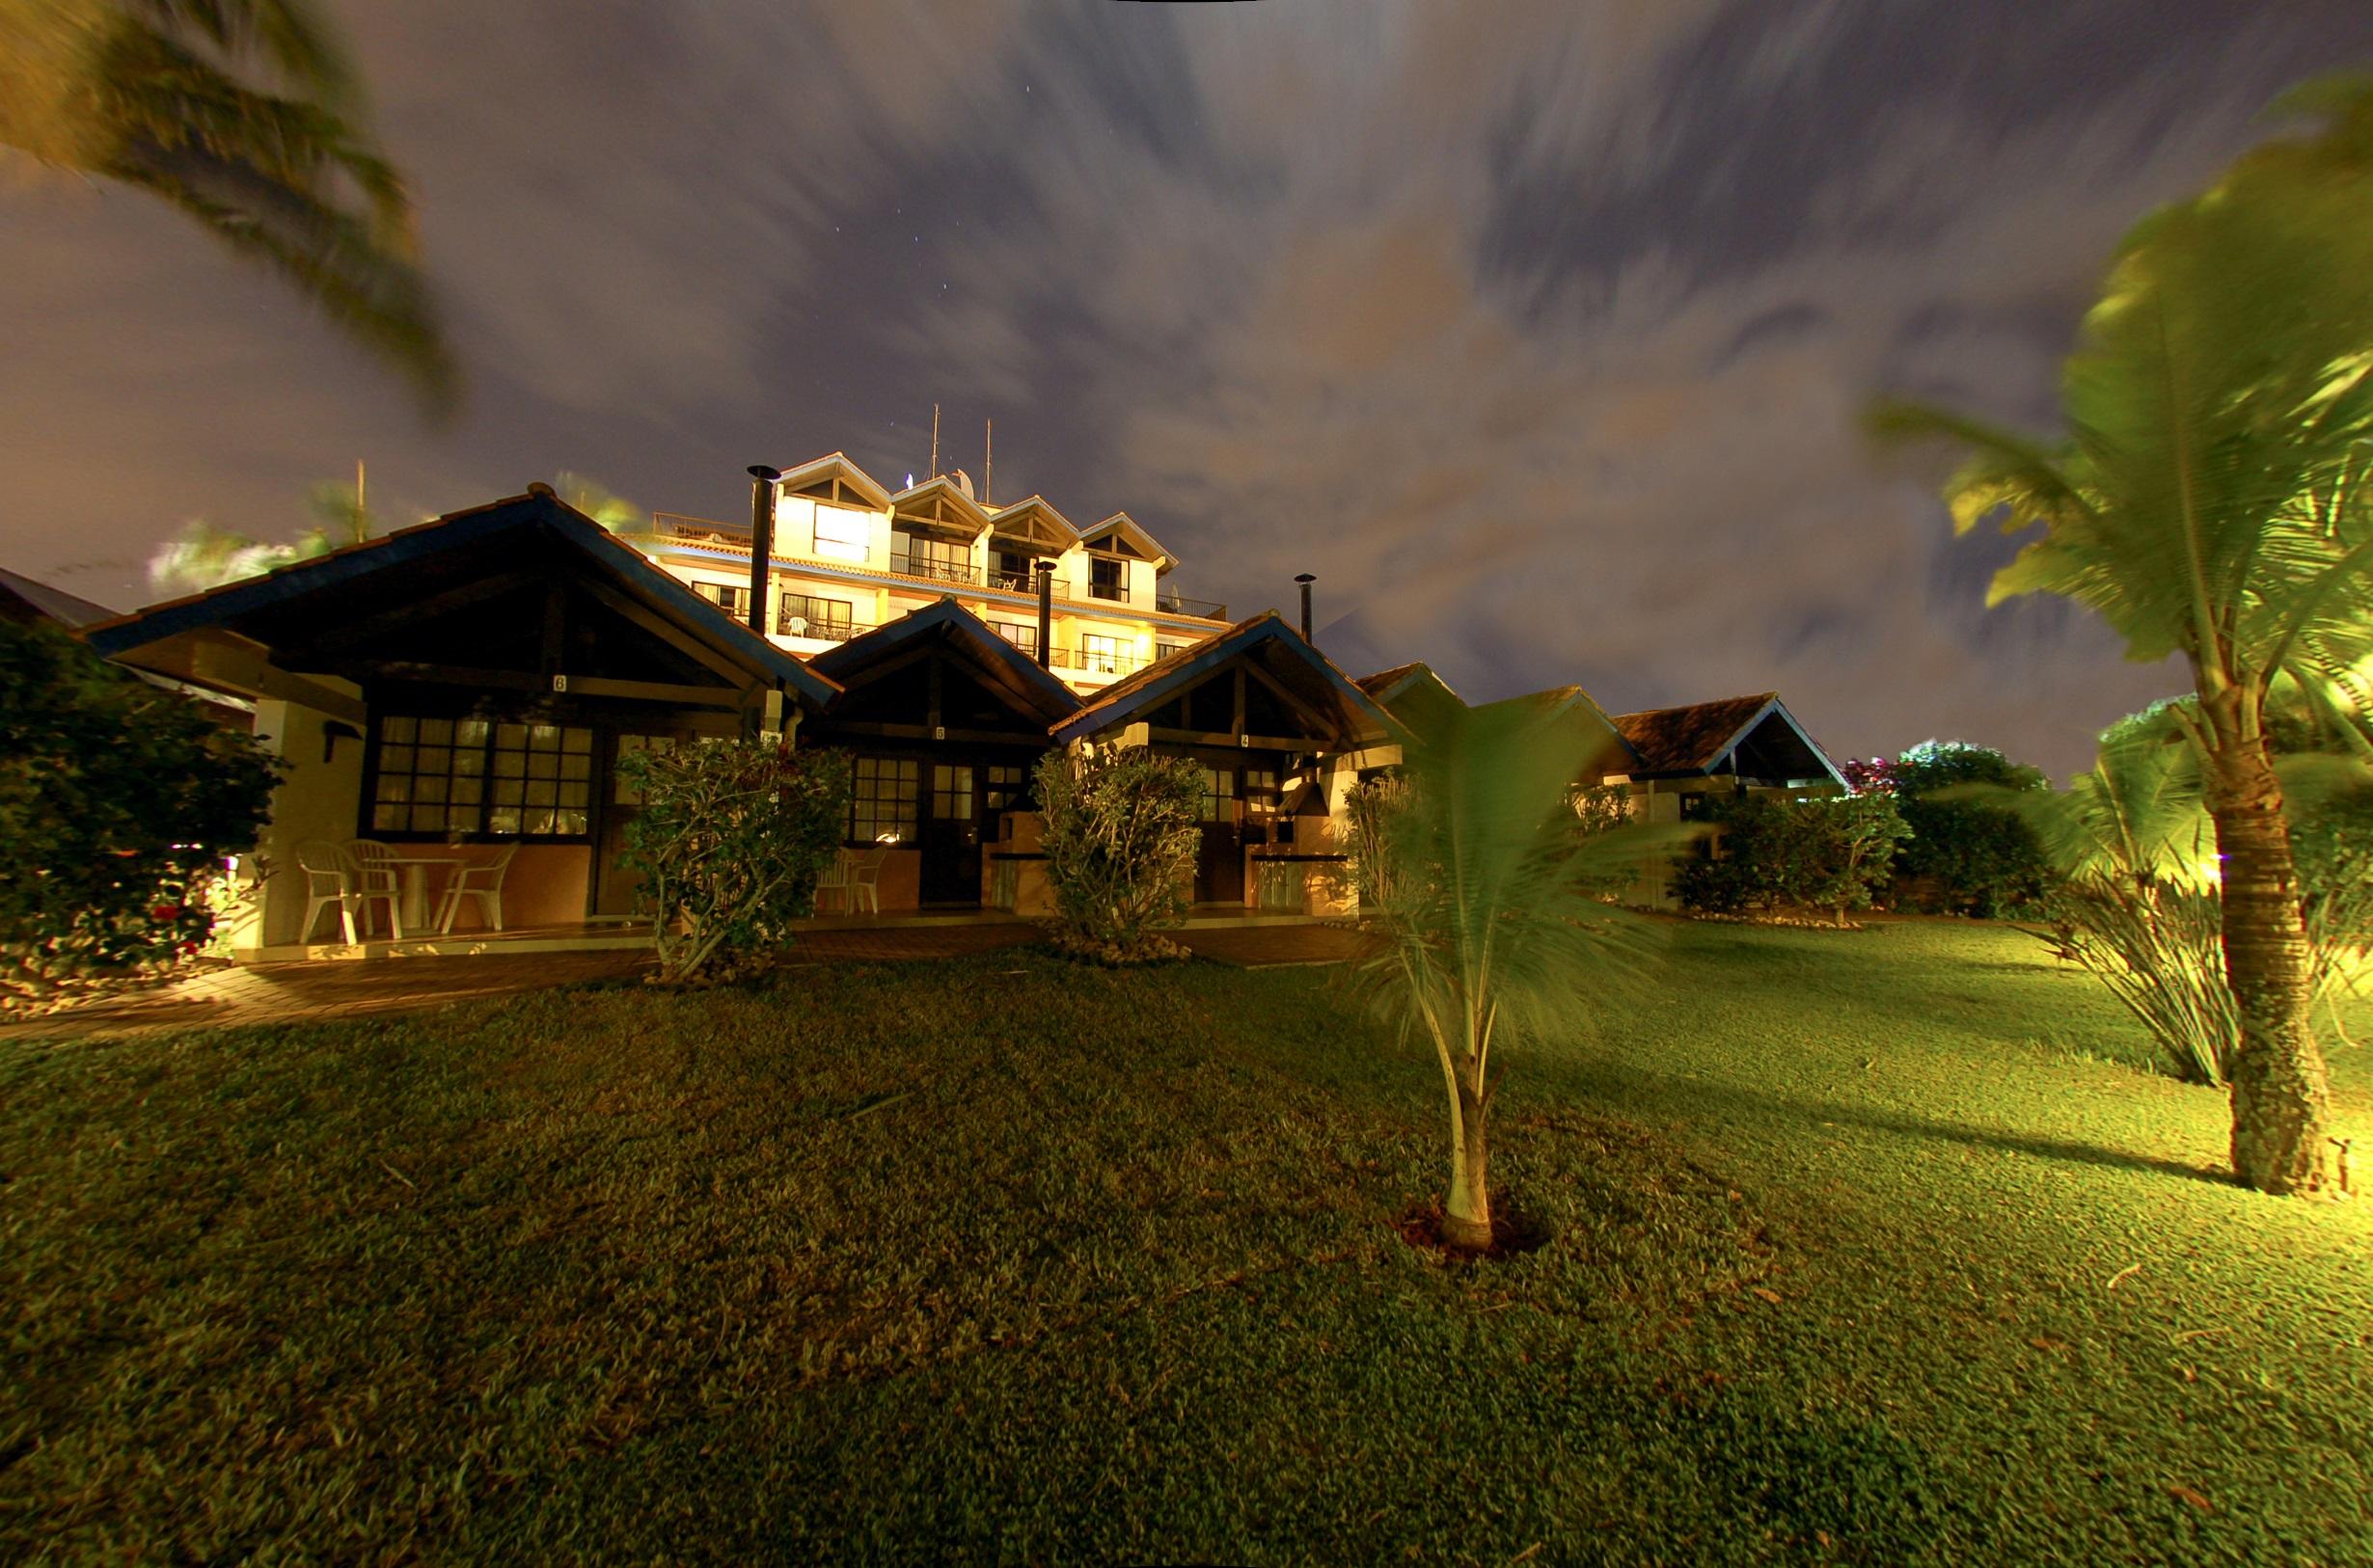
[150,904,183,921]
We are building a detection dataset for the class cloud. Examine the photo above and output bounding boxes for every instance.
[2,0,2365,777]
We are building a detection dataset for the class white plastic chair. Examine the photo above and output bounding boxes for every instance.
[812,848,852,914]
[847,846,889,914]
[295,840,363,944]
[344,839,407,938]
[435,843,519,933]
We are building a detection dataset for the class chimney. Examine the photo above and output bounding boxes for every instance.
[1035,560,1054,668]
[746,465,780,635]
[1295,573,1316,642]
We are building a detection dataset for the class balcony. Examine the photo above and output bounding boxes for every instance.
[1048,644,1154,678]
[1156,590,1228,620]
[776,610,876,642]
[888,545,986,587]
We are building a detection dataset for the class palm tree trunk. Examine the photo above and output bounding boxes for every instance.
[1442,1072,1492,1251]
[2205,739,2332,1194]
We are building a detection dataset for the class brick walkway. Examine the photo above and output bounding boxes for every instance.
[1,920,1359,1043]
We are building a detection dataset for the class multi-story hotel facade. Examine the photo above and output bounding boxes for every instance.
[632,453,1234,692]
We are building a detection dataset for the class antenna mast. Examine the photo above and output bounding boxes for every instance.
[929,403,941,479]
[983,419,994,506]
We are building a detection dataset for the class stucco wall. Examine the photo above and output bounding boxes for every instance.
[249,695,367,947]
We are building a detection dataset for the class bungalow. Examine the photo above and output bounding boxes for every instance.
[72,462,1846,954]
[80,487,837,952]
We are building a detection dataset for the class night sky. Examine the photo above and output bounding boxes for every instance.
[7,1,2372,776]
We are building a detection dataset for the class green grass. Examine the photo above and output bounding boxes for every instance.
[4,922,2369,1562]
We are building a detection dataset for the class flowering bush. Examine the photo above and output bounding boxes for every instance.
[616,738,851,984]
[0,615,279,1009]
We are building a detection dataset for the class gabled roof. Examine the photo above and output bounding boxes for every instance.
[807,596,1081,726]
[0,566,116,627]
[1052,611,1401,747]
[1079,511,1176,572]
[888,475,992,536]
[1612,691,1841,784]
[1354,662,1464,746]
[983,495,1080,554]
[1474,686,1638,774]
[776,451,892,511]
[83,489,841,710]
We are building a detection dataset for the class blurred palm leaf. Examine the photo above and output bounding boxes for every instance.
[0,0,457,415]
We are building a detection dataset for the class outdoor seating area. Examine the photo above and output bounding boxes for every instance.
[813,845,889,915]
[294,839,519,944]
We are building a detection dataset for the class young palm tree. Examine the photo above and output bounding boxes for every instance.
[0,0,455,412]
[552,472,647,534]
[1871,77,2373,1193]
[1347,691,1682,1251]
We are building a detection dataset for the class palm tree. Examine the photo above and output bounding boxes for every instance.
[1871,77,2373,1193]
[552,471,647,534]
[0,0,456,413]
[1345,692,1680,1251]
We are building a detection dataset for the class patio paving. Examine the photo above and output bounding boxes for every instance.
[2,919,1365,1043]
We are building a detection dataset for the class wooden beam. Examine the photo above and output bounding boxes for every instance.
[1241,660,1342,742]
[571,575,750,684]
[539,582,567,676]
[562,675,751,709]
[927,651,943,733]
[829,642,935,691]
[182,638,368,723]
[1233,667,1247,742]
[807,720,1046,747]
[322,659,545,692]
[1145,727,1306,751]
[298,570,542,656]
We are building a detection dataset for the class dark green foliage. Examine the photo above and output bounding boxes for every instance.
[0,615,278,1005]
[1672,792,1909,922]
[1033,745,1202,962]
[1887,743,2056,916]
[616,738,850,984]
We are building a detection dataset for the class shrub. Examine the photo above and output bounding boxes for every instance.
[1671,793,1906,923]
[0,615,280,1009]
[1884,742,2055,916]
[617,738,850,985]
[1033,745,1201,963]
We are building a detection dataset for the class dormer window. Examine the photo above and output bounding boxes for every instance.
[811,506,868,563]
[1089,555,1126,603]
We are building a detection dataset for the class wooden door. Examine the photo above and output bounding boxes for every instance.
[920,763,982,906]
[1194,765,1242,904]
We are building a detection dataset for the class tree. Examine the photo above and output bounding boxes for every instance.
[1799,793,1914,927]
[0,0,456,413]
[1886,742,2055,917]
[1033,744,1201,962]
[0,613,279,1006]
[553,472,647,534]
[1869,77,2373,1194]
[614,738,850,985]
[1346,695,1678,1252]
[1670,791,1908,924]
[146,469,642,594]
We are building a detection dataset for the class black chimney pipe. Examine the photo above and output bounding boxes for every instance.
[1295,573,1316,641]
[746,465,780,635]
[1035,560,1054,668]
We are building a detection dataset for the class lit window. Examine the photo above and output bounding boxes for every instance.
[850,757,918,843]
[694,581,750,618]
[371,715,592,838]
[1081,634,1127,674]
[1199,767,1237,824]
[990,619,1039,655]
[777,593,855,638]
[812,506,869,562]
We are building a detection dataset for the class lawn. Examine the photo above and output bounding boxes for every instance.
[4,921,2368,1562]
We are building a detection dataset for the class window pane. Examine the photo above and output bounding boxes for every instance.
[373,802,405,831]
[381,716,416,743]
[494,751,526,778]
[498,723,527,751]
[451,747,484,776]
[563,728,592,754]
[530,725,560,751]
[378,775,411,804]
[411,805,446,832]
[452,776,483,804]
[380,744,414,774]
[416,775,449,804]
[488,807,521,835]
[417,746,450,776]
[457,719,491,748]
[419,717,453,745]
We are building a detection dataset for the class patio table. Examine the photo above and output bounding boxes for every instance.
[379,856,452,933]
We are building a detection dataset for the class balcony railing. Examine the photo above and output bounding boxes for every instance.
[1048,644,1153,677]
[776,612,876,642]
[646,514,1228,622]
